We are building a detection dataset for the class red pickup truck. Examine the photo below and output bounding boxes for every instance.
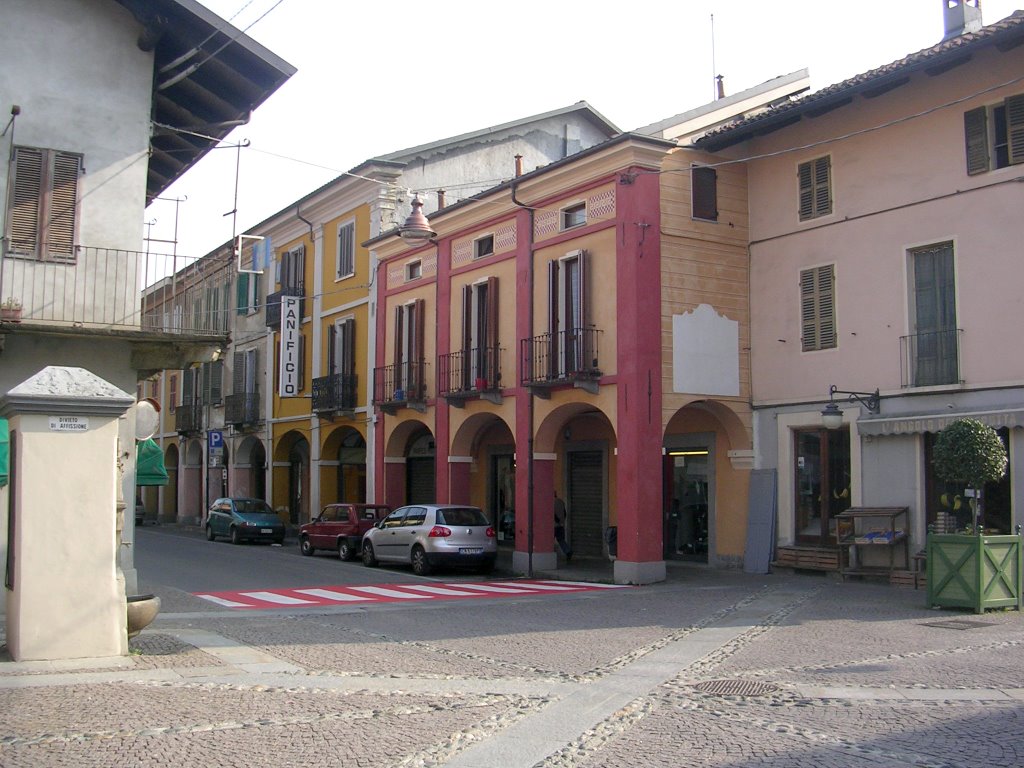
[299,504,392,561]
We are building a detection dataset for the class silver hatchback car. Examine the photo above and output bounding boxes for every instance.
[361,504,497,576]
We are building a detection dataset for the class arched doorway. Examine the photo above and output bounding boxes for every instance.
[235,436,267,501]
[183,439,203,524]
[337,431,367,503]
[288,438,310,525]
[406,430,435,504]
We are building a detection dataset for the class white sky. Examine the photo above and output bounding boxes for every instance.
[144,0,1020,259]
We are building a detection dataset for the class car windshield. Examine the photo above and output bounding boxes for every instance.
[234,500,274,515]
[436,507,488,527]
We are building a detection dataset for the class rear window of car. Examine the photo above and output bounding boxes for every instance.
[235,500,274,515]
[437,507,488,527]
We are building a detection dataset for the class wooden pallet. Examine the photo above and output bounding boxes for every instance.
[889,569,926,589]
[772,546,840,571]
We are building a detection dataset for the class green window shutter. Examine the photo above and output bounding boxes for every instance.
[236,273,250,315]
[964,107,989,174]
[1006,94,1024,166]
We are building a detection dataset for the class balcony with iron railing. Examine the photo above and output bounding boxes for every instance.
[312,373,358,417]
[438,346,502,406]
[265,287,305,329]
[900,328,963,388]
[174,403,203,434]
[372,360,427,414]
[0,244,231,337]
[521,327,603,396]
[225,391,262,427]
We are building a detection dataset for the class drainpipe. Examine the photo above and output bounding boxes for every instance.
[510,176,534,578]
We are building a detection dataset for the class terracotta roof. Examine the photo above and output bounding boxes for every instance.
[696,11,1024,150]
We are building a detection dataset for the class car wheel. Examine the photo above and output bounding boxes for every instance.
[206,525,216,542]
[300,537,314,556]
[411,546,432,576]
[338,539,355,561]
[230,527,242,545]
[361,541,378,567]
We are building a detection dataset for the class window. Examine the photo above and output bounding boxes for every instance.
[909,242,958,386]
[336,220,355,279]
[394,299,425,398]
[691,166,718,221]
[232,348,259,395]
[462,277,499,388]
[182,367,201,409]
[236,272,261,315]
[548,250,591,376]
[328,317,356,378]
[6,146,82,260]
[201,360,224,406]
[964,94,1024,175]
[473,234,494,259]
[405,260,422,282]
[560,202,586,230]
[280,245,305,292]
[800,265,836,352]
[798,156,832,221]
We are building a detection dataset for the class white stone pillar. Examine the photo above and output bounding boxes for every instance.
[0,366,134,660]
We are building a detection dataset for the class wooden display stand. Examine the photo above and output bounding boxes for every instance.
[837,506,910,581]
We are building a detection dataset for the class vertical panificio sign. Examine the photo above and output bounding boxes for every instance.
[279,295,300,397]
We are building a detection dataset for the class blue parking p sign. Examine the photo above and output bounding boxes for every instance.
[208,430,224,450]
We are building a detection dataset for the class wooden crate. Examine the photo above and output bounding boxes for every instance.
[773,546,840,571]
[889,570,926,589]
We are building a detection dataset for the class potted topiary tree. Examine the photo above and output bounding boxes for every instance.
[927,418,1021,613]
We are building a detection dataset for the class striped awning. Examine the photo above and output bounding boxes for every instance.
[857,407,1024,436]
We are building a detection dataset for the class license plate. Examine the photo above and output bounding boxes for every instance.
[460,547,482,554]
[260,528,273,534]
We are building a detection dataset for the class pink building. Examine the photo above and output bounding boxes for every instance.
[696,3,1024,570]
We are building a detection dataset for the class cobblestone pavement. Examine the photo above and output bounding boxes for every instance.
[1,567,1021,767]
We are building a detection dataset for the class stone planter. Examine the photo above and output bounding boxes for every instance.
[126,594,161,638]
[926,532,1022,613]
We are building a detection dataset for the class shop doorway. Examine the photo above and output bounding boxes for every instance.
[406,432,435,504]
[794,427,851,545]
[567,449,604,557]
[664,447,710,561]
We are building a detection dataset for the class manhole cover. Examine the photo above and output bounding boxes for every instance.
[922,619,995,631]
[692,679,779,696]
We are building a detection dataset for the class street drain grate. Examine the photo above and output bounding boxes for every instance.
[692,680,779,696]
[922,619,995,631]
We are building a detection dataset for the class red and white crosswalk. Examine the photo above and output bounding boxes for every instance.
[194,579,630,610]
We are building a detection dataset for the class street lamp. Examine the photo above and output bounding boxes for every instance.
[821,384,881,429]
[399,193,436,245]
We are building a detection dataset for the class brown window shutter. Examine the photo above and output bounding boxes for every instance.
[800,265,836,351]
[964,106,990,175]
[1006,94,1024,166]
[233,351,246,394]
[798,161,814,220]
[393,305,403,366]
[813,157,832,217]
[486,276,499,352]
[9,147,43,255]
[578,250,589,330]
[817,265,836,349]
[462,284,473,353]
[342,319,355,378]
[547,260,560,379]
[327,323,337,376]
[414,299,425,399]
[169,374,178,413]
[47,151,80,259]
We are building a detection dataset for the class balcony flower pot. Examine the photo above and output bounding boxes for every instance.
[1,298,22,323]
[926,418,1020,613]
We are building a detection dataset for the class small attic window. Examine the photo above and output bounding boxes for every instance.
[406,260,422,281]
[560,202,586,230]
[474,234,494,259]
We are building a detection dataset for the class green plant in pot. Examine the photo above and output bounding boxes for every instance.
[927,418,1021,612]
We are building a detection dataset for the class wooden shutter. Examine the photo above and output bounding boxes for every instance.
[1007,94,1024,166]
[577,250,589,330]
[209,360,223,405]
[461,284,473,354]
[414,298,425,398]
[245,348,258,393]
[798,157,831,220]
[233,351,246,394]
[169,374,178,413]
[800,265,836,352]
[236,274,249,315]
[182,368,195,405]
[327,323,337,376]
[691,166,719,221]
[342,319,355,378]
[548,260,560,378]
[964,106,990,175]
[394,305,404,367]
[798,161,814,220]
[8,147,80,259]
[486,276,499,352]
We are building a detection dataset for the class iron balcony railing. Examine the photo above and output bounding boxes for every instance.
[174,403,203,434]
[225,392,262,426]
[521,327,602,386]
[265,287,305,328]
[372,360,426,407]
[900,328,963,388]
[0,244,231,335]
[438,346,501,396]
[312,373,358,414]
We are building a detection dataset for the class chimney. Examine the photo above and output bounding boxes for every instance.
[436,189,446,210]
[943,0,983,41]
[716,75,725,100]
[514,154,523,177]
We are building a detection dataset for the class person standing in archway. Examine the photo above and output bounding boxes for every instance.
[554,492,572,562]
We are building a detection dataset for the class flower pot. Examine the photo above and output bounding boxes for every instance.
[126,594,161,638]
[1,307,21,323]
[926,532,1022,613]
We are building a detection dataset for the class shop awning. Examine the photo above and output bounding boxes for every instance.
[858,407,1024,437]
[136,438,168,486]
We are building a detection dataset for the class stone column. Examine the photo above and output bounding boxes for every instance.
[1,366,134,660]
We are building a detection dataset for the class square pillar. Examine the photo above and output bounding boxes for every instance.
[1,366,134,660]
